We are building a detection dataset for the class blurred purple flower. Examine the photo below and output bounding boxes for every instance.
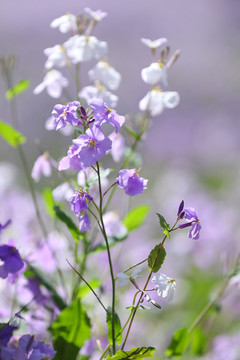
[0,245,24,279]
[51,101,81,130]
[31,152,52,183]
[116,169,148,196]
[18,334,56,359]
[78,212,91,232]
[79,83,118,108]
[89,98,125,133]
[0,324,18,346]
[73,125,112,167]
[69,189,93,217]
[108,132,125,163]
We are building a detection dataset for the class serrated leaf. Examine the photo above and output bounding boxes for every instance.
[50,300,91,349]
[5,79,30,100]
[77,279,101,299]
[165,328,190,358]
[0,120,26,147]
[106,346,156,359]
[26,266,66,310]
[106,307,122,346]
[148,244,166,273]
[156,213,170,237]
[124,205,150,233]
[54,205,82,243]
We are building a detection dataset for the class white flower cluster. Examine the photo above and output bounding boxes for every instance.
[33,8,121,107]
[139,38,180,116]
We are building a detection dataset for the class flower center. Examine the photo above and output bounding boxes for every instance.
[89,138,96,147]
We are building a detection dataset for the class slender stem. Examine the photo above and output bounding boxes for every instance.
[121,219,178,350]
[67,260,107,312]
[96,161,116,354]
[123,258,148,274]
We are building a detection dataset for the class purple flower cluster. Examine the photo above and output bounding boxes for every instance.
[177,201,201,239]
[0,245,24,279]
[51,101,81,130]
[116,168,148,196]
[0,325,56,360]
[69,189,93,231]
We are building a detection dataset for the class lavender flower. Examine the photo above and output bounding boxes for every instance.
[31,152,52,182]
[0,324,18,346]
[116,169,148,196]
[79,83,119,108]
[69,189,93,217]
[79,212,91,232]
[0,244,24,279]
[72,125,112,168]
[51,101,81,130]
[89,98,125,133]
[179,206,201,240]
[58,145,83,172]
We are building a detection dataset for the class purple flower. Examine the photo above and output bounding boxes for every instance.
[79,212,91,232]
[51,101,81,130]
[18,334,56,359]
[116,169,148,196]
[89,98,125,133]
[31,152,52,182]
[73,125,112,167]
[179,207,201,240]
[69,189,93,217]
[58,145,83,171]
[0,324,18,346]
[0,245,24,279]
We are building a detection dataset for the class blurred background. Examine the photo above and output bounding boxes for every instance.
[1,0,240,358]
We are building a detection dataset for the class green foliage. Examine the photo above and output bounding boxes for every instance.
[123,125,140,140]
[106,307,122,346]
[106,346,156,359]
[123,205,150,233]
[52,337,80,360]
[148,244,166,273]
[0,120,26,147]
[54,205,83,243]
[50,300,91,350]
[156,213,170,237]
[77,279,101,299]
[126,305,151,310]
[165,328,190,358]
[190,327,206,356]
[26,266,66,310]
[5,79,30,100]
[42,188,55,218]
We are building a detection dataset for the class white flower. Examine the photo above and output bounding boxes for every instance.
[151,273,176,302]
[103,211,127,238]
[79,83,118,108]
[52,182,74,202]
[64,35,108,63]
[50,13,78,33]
[141,62,167,86]
[88,61,121,91]
[116,269,143,287]
[141,37,168,49]
[84,7,107,22]
[44,45,67,69]
[33,70,68,98]
[139,88,180,116]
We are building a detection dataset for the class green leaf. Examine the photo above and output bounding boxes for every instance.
[124,205,150,233]
[53,337,80,360]
[5,79,30,100]
[148,244,166,273]
[26,266,67,310]
[42,188,55,218]
[165,328,190,358]
[54,205,82,243]
[106,307,122,346]
[50,300,91,349]
[190,327,206,356]
[0,120,26,147]
[156,213,170,237]
[77,279,101,299]
[106,346,156,359]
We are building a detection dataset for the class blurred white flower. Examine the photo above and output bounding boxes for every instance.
[64,35,108,63]
[84,7,107,22]
[88,61,121,91]
[31,153,52,182]
[139,88,180,116]
[52,182,74,202]
[141,37,168,49]
[116,269,142,287]
[44,45,67,69]
[33,70,68,98]
[50,13,78,33]
[79,83,118,108]
[103,211,127,238]
[151,273,176,301]
[141,62,167,86]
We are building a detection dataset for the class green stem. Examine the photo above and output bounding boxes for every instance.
[96,161,116,354]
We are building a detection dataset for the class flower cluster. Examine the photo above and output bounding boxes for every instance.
[69,188,93,231]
